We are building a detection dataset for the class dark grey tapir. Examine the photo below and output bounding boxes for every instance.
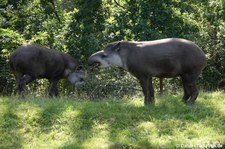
[10,43,85,97]
[88,38,207,105]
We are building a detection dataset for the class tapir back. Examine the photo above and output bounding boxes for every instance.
[10,43,65,78]
[127,38,206,77]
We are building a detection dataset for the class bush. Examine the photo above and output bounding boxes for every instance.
[0,0,225,97]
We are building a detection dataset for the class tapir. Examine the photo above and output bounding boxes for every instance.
[88,38,207,105]
[10,43,85,97]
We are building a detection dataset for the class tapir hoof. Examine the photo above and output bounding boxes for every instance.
[144,98,155,105]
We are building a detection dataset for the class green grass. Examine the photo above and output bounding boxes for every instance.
[0,91,225,148]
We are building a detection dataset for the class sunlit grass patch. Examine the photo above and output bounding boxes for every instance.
[0,91,225,148]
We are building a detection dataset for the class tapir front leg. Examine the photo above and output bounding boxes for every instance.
[137,76,154,105]
[49,79,59,97]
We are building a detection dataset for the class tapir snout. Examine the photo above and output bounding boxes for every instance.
[88,51,105,66]
[88,46,124,68]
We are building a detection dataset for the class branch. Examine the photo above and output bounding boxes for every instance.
[114,0,126,9]
[49,0,61,23]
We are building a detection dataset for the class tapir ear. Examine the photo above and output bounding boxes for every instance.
[68,62,76,69]
[113,42,120,52]
[64,69,71,77]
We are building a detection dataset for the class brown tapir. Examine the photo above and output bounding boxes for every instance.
[88,38,207,105]
[10,43,85,97]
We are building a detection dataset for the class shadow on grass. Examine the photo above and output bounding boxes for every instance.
[1,94,224,148]
[0,99,23,148]
[35,100,68,133]
[59,95,225,148]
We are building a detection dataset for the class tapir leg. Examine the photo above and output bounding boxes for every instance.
[138,76,154,105]
[15,73,35,97]
[188,81,199,103]
[23,75,35,85]
[148,77,155,101]
[49,79,59,97]
[15,73,26,97]
[181,73,199,104]
[181,75,191,103]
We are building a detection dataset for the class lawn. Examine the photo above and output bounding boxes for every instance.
[0,91,225,148]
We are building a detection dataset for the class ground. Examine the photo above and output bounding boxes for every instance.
[0,91,225,148]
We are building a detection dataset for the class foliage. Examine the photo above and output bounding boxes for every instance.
[0,28,25,95]
[0,0,225,95]
[0,91,225,148]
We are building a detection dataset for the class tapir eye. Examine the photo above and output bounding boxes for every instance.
[101,54,107,58]
[76,65,83,71]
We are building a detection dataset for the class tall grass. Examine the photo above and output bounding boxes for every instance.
[0,91,224,148]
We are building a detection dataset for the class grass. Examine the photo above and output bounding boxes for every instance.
[0,91,225,148]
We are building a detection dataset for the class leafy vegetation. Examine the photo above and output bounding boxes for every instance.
[0,0,225,95]
[0,91,224,148]
[1,1,224,148]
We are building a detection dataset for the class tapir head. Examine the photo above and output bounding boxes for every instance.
[64,62,85,87]
[88,42,124,68]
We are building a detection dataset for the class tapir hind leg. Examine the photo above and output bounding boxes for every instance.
[181,73,199,104]
[181,75,191,103]
[188,81,199,103]
[148,77,155,101]
[15,72,26,97]
[15,73,35,97]
[23,75,35,85]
